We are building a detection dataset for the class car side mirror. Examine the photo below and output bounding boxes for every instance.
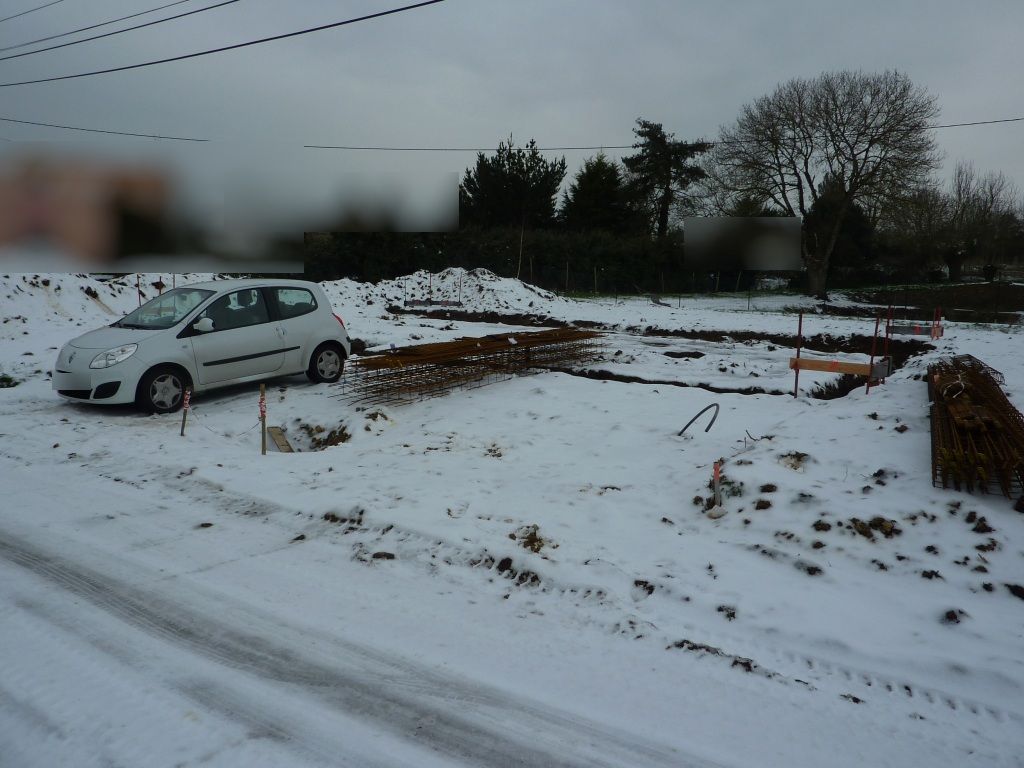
[193,317,214,333]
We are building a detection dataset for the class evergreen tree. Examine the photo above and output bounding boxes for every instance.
[459,138,567,230]
[561,153,638,234]
[622,119,712,239]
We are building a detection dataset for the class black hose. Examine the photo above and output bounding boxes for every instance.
[678,403,719,436]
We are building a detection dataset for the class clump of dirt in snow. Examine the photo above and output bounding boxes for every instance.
[296,420,351,450]
[322,507,365,532]
[942,608,968,624]
[495,556,541,586]
[509,524,556,554]
[779,451,810,471]
[795,561,823,576]
[848,516,901,540]
[666,639,775,678]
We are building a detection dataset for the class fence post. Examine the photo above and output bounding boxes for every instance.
[793,311,803,398]
[865,315,881,394]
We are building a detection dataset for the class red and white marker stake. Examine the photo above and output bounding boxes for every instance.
[179,388,191,437]
[707,460,726,519]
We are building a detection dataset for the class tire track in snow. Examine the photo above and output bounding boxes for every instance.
[164,476,1024,727]
[0,532,704,768]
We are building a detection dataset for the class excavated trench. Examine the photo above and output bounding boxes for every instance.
[389,306,932,399]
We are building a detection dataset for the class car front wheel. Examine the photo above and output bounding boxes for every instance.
[137,366,189,413]
[307,343,345,384]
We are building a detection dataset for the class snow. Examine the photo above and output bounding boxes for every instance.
[1,268,1023,767]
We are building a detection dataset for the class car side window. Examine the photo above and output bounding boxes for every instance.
[198,289,271,332]
[273,287,317,320]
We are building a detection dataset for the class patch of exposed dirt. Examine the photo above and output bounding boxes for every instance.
[848,516,902,540]
[666,638,777,679]
[544,365,784,396]
[295,420,351,450]
[509,524,556,554]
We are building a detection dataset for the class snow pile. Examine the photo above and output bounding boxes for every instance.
[320,267,579,318]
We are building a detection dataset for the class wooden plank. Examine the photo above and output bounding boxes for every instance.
[266,426,293,453]
[789,357,892,378]
[888,323,944,338]
[789,358,874,375]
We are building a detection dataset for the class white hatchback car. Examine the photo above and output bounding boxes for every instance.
[53,279,351,413]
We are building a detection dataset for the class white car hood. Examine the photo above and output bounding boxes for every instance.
[68,326,164,350]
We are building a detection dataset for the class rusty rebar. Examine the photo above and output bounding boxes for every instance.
[336,329,604,405]
[929,355,1024,497]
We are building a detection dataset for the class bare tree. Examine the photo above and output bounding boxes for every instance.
[944,161,1020,279]
[710,70,941,296]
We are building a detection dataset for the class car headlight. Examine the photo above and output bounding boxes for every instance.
[90,344,138,369]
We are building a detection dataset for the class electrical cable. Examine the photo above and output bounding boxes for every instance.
[0,0,240,62]
[0,0,192,53]
[0,113,1019,148]
[304,116,1024,152]
[0,0,446,87]
[0,0,66,25]
[0,114,208,141]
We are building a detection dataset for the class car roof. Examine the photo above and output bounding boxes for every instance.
[178,278,322,292]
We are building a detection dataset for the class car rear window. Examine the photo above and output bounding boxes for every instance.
[274,287,318,319]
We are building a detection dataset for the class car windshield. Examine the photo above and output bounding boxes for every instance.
[116,288,215,330]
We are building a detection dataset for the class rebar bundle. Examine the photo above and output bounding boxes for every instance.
[929,355,1024,497]
[336,329,604,405]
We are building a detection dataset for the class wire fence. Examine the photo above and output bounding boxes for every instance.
[557,275,1024,324]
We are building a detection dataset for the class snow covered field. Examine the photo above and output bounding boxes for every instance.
[1,269,1023,767]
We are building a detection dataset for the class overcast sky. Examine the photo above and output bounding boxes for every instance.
[1,0,1021,238]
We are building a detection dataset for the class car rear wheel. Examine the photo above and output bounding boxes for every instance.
[307,343,345,383]
[137,366,190,413]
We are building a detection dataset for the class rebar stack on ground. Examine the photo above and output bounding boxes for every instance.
[336,329,604,405]
[929,355,1024,497]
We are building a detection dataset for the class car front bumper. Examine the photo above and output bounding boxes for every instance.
[52,346,147,405]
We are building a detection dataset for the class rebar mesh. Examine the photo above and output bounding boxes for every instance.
[929,355,1024,497]
[336,329,604,405]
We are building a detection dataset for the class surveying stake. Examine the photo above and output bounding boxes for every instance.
[180,388,191,436]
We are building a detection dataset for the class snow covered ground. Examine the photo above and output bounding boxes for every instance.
[1,269,1023,767]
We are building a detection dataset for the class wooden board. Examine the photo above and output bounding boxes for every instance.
[789,357,891,378]
[266,426,293,453]
[889,323,943,338]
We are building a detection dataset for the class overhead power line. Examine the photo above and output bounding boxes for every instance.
[0,0,192,52]
[0,0,446,87]
[0,0,241,62]
[303,143,636,152]
[0,0,66,25]
[0,115,208,141]
[0,114,1020,148]
[931,116,1024,129]
[304,116,1024,151]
